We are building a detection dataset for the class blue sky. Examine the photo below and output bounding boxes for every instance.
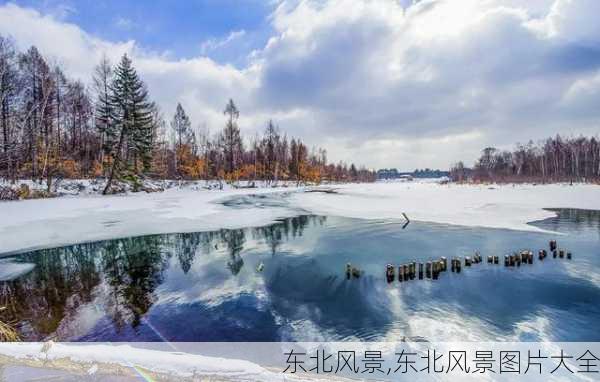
[5,0,275,65]
[0,0,599,169]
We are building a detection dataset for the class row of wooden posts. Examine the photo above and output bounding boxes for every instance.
[345,240,572,281]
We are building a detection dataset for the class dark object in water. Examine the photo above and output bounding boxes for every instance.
[567,252,572,260]
[465,256,472,267]
[346,263,352,279]
[426,262,432,279]
[549,240,557,251]
[487,255,493,264]
[494,255,499,264]
[398,265,404,282]
[351,267,361,278]
[559,250,565,259]
[418,263,423,279]
[386,264,395,283]
[504,255,510,267]
[553,250,557,258]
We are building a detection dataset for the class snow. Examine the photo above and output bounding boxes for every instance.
[1,180,600,255]
[292,181,600,232]
[0,258,35,280]
[0,342,270,380]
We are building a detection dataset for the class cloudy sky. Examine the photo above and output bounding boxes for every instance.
[0,0,599,170]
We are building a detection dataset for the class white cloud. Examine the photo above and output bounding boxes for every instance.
[200,30,246,55]
[114,16,135,31]
[0,0,599,169]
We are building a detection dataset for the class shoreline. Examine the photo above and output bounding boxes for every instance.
[1,181,600,256]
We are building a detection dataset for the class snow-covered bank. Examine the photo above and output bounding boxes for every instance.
[291,181,600,232]
[1,181,599,255]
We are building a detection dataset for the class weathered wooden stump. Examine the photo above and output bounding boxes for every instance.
[494,255,499,264]
[426,261,432,279]
[386,264,395,283]
[567,252,572,260]
[550,240,557,251]
[418,263,424,279]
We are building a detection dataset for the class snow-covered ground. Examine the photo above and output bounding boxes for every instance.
[1,179,600,256]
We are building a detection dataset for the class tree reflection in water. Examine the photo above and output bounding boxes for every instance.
[0,215,324,340]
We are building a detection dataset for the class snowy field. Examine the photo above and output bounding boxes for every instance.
[1,179,600,257]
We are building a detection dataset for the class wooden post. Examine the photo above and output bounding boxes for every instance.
[553,250,557,258]
[487,255,493,264]
[567,252,572,260]
[386,264,395,283]
[403,264,409,281]
[426,261,432,279]
[346,263,352,279]
[494,255,499,265]
[418,263,424,279]
[549,240,557,251]
[465,256,472,267]
[504,255,509,267]
[398,265,404,282]
[559,250,565,259]
[432,261,439,280]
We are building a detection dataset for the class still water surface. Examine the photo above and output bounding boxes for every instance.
[1,208,599,342]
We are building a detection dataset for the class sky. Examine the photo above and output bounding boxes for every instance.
[0,0,599,170]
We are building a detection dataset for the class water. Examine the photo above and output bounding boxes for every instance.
[1,208,599,342]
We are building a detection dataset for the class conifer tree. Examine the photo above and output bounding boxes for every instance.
[219,99,243,176]
[93,55,113,172]
[103,54,154,194]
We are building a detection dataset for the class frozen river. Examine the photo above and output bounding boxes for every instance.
[1,204,599,342]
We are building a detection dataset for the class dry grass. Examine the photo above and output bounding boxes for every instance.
[0,319,19,342]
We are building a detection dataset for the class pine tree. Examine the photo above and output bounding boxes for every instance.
[219,99,243,176]
[103,54,154,194]
[171,102,193,175]
[93,55,114,171]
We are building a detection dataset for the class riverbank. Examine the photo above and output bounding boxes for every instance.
[1,180,599,256]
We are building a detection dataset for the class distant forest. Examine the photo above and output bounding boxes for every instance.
[0,36,376,193]
[451,135,600,183]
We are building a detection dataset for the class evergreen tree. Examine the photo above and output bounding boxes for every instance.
[171,102,193,175]
[103,54,154,194]
[92,55,114,170]
[219,98,243,175]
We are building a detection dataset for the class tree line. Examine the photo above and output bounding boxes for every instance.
[0,35,375,193]
[450,135,600,183]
